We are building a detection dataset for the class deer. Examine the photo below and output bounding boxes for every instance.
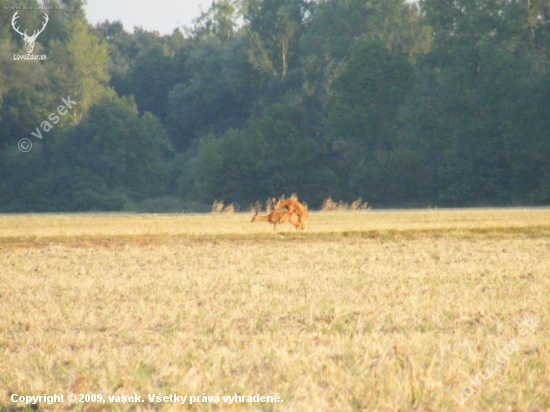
[274,198,308,230]
[251,209,301,230]
[12,11,49,54]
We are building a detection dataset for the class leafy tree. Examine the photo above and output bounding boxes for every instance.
[403,0,550,205]
[57,95,173,201]
[3,0,550,211]
[301,0,429,97]
[2,94,172,212]
[104,27,189,122]
[167,35,257,150]
[328,37,414,152]
[92,21,137,97]
[17,165,127,212]
[3,96,173,212]
[47,19,112,125]
[0,38,50,148]
[243,0,310,80]
[189,0,240,45]
[325,37,415,203]
[194,102,338,206]
[124,43,186,121]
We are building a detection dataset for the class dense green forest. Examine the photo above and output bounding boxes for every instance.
[1,0,549,212]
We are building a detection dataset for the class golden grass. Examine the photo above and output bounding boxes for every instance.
[1,208,549,242]
[0,209,549,411]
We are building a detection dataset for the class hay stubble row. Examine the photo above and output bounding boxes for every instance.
[0,209,549,410]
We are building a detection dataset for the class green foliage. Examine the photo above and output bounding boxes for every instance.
[189,0,239,45]
[403,0,550,205]
[328,37,414,151]
[18,166,128,212]
[1,0,550,211]
[167,35,256,149]
[47,18,112,124]
[105,27,189,122]
[243,0,309,80]
[2,96,175,212]
[62,96,173,198]
[195,103,338,206]
[0,35,49,147]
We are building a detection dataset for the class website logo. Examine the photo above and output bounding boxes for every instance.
[11,11,48,59]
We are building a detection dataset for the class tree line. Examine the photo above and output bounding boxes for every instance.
[1,0,549,212]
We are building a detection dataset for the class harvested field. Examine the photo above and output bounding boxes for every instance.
[1,209,549,411]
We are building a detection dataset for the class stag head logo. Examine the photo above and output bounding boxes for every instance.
[11,11,49,54]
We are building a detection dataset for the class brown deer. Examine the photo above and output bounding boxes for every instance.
[251,209,301,230]
[274,198,308,230]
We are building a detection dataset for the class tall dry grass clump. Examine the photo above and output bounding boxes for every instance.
[350,197,369,210]
[322,196,369,211]
[211,200,236,214]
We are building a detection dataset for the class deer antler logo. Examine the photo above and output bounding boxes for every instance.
[11,11,49,54]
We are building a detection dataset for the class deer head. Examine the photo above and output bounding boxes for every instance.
[12,11,49,54]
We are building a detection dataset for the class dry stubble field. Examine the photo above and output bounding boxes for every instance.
[0,209,549,411]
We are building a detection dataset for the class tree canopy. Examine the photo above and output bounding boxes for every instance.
[1,0,549,212]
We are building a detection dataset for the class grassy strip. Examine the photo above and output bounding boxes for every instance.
[1,225,549,249]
